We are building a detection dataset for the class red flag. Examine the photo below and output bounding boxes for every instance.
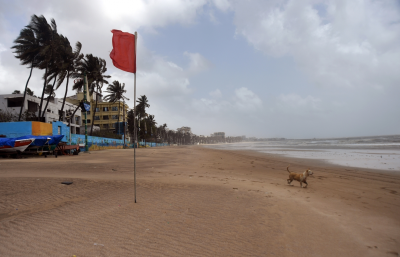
[110,30,136,73]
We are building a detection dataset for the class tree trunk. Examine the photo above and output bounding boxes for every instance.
[18,62,34,121]
[59,71,70,121]
[38,66,48,118]
[43,75,57,119]
[90,87,99,136]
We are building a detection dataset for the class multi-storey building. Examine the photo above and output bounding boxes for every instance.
[0,93,82,134]
[66,91,129,134]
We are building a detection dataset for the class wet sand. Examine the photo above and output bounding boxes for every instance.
[0,146,399,256]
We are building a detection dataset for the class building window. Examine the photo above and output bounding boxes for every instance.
[94,116,100,120]
[112,106,118,111]
[103,107,109,112]
[87,119,91,124]
[112,123,116,128]
[7,98,24,107]
[103,124,109,129]
[95,107,99,112]
[112,115,118,120]
[28,101,38,112]
[103,115,109,120]
[87,110,90,115]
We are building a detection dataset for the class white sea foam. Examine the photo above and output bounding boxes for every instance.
[205,135,400,171]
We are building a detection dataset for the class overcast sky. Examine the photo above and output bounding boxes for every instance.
[0,0,399,138]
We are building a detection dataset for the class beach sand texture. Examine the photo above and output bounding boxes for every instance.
[0,146,399,256]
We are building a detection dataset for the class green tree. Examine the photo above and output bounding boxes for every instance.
[57,40,83,121]
[136,95,149,119]
[104,80,129,134]
[26,15,59,118]
[26,87,36,97]
[147,114,157,143]
[11,24,41,120]
[42,32,64,117]
[72,54,110,135]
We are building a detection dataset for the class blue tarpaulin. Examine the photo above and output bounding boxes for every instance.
[0,138,15,148]
[14,135,64,146]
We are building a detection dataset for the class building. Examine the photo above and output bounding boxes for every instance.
[0,93,82,134]
[212,132,225,139]
[66,91,129,134]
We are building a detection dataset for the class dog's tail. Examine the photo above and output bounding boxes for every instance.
[287,166,291,173]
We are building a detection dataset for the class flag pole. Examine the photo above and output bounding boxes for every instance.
[134,31,137,203]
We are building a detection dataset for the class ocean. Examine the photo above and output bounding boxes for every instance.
[205,135,400,171]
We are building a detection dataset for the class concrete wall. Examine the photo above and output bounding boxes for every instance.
[0,121,63,138]
[71,134,125,151]
[52,121,70,143]
[32,121,52,136]
[0,121,33,138]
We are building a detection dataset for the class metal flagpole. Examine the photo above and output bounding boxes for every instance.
[134,31,137,203]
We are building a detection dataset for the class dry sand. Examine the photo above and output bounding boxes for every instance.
[0,146,399,256]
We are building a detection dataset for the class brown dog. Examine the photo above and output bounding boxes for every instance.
[287,167,313,188]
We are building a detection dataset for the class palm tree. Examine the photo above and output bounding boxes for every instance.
[45,35,83,121]
[127,109,136,139]
[72,54,110,135]
[147,115,157,144]
[26,15,59,118]
[158,123,167,143]
[44,84,56,98]
[136,95,150,142]
[11,24,41,121]
[103,80,129,134]
[136,95,149,118]
[56,39,83,121]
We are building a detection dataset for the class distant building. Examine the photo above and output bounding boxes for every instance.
[212,132,225,139]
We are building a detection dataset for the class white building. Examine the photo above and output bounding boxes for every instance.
[0,94,82,134]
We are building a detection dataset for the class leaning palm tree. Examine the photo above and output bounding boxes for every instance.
[26,15,58,118]
[103,80,129,134]
[58,39,83,121]
[42,37,63,118]
[48,36,83,121]
[11,24,41,120]
[72,54,110,135]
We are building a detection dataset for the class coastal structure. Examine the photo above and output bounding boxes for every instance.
[66,91,129,134]
[0,93,82,134]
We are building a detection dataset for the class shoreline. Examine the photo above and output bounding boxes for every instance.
[204,143,400,172]
[1,146,399,256]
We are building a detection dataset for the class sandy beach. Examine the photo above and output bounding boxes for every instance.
[0,146,399,256]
